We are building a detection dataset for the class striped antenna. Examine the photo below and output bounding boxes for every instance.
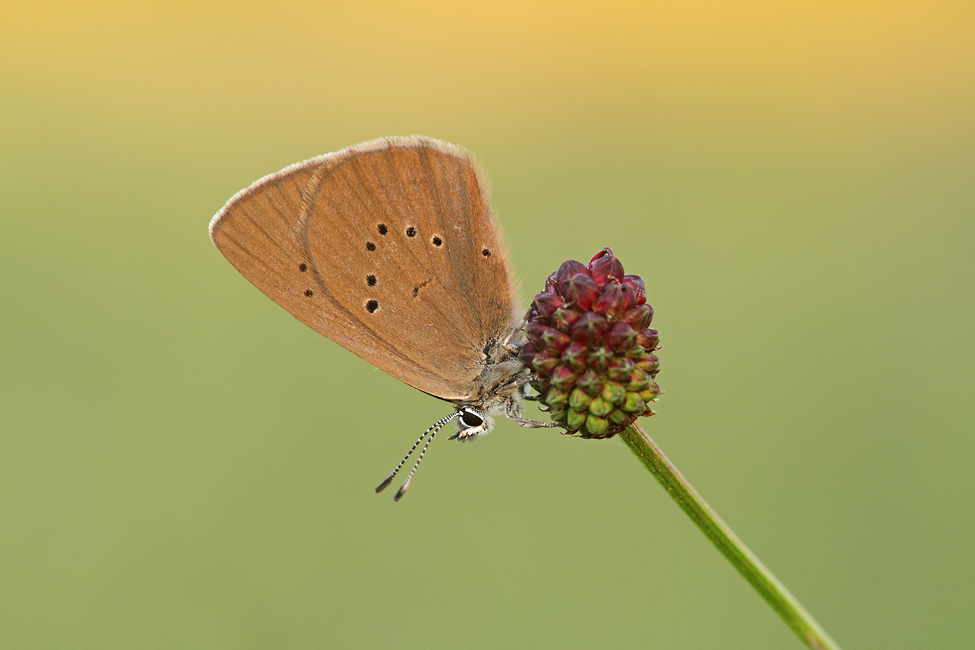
[394,423,443,501]
[375,412,459,495]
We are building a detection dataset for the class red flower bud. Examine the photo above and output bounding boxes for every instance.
[544,270,559,294]
[588,247,615,267]
[560,341,589,373]
[605,321,637,350]
[551,305,584,333]
[586,346,614,373]
[576,368,605,396]
[571,312,609,345]
[532,351,560,374]
[550,365,578,391]
[637,327,659,351]
[620,283,638,311]
[588,249,625,287]
[532,292,564,319]
[592,282,627,318]
[554,260,588,293]
[606,356,636,382]
[524,321,550,349]
[623,274,646,304]
[622,305,653,330]
[560,273,600,310]
[540,326,571,354]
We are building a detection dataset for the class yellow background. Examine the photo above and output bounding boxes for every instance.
[1,2,973,648]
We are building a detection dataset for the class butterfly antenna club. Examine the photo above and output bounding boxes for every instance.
[376,412,458,494]
[393,422,443,501]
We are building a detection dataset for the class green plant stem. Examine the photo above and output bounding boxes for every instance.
[619,422,841,650]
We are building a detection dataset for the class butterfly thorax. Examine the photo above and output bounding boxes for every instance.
[454,331,530,434]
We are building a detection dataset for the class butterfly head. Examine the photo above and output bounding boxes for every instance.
[449,407,493,442]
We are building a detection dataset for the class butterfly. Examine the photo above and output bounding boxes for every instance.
[210,136,556,499]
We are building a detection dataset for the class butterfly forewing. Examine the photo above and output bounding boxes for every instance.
[210,136,519,400]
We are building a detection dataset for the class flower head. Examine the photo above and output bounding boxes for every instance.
[522,248,661,439]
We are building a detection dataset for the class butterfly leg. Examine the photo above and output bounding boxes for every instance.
[502,376,532,391]
[504,397,562,429]
[498,376,543,401]
[513,377,548,402]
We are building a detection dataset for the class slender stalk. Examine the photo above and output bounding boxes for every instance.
[618,422,841,650]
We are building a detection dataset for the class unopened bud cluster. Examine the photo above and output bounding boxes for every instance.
[521,248,661,439]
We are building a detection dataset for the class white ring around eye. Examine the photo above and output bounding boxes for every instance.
[455,407,490,440]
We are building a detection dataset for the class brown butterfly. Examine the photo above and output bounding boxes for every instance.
[210,136,556,499]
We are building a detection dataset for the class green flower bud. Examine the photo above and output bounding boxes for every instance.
[600,381,626,405]
[624,368,650,392]
[621,391,646,414]
[567,409,588,430]
[585,414,610,437]
[569,387,594,411]
[549,408,569,423]
[545,387,569,410]
[608,409,629,426]
[588,396,614,418]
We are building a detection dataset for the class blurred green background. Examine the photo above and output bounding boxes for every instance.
[1,2,973,648]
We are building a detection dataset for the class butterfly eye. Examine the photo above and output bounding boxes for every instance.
[460,409,483,428]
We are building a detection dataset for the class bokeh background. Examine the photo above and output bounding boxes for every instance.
[2,2,973,648]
